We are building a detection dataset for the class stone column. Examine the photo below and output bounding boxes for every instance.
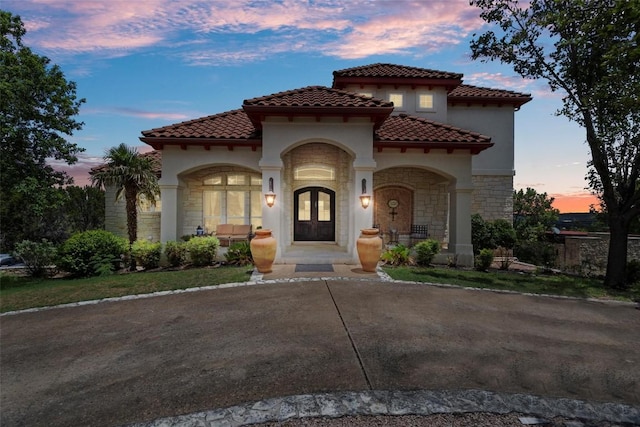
[449,183,474,267]
[159,184,182,243]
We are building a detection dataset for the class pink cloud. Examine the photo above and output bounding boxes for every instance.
[82,106,190,121]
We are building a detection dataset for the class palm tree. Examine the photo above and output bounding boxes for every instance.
[91,144,160,270]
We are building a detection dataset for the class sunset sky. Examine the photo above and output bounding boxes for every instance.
[4,0,598,212]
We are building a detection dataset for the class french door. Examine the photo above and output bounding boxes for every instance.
[293,187,335,241]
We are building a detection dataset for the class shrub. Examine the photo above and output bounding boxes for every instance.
[381,244,413,266]
[14,239,57,278]
[492,219,516,249]
[514,241,557,267]
[131,240,162,270]
[414,239,440,266]
[225,241,253,266]
[164,240,186,267]
[475,248,494,271]
[626,259,640,287]
[471,214,493,254]
[58,230,126,277]
[185,236,219,266]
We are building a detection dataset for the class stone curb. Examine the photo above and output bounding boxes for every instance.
[2,267,635,316]
[125,389,640,426]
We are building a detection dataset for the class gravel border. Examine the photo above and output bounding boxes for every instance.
[126,389,640,426]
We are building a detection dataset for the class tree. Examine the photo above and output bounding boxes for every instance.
[470,0,640,289]
[0,11,85,250]
[63,186,105,233]
[90,144,159,269]
[513,188,560,241]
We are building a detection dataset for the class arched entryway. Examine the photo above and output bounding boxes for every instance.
[293,187,336,241]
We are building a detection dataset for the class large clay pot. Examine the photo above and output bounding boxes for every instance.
[357,228,383,272]
[250,229,276,273]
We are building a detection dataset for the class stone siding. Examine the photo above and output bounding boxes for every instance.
[282,143,351,246]
[373,168,449,244]
[104,186,162,242]
[556,233,640,276]
[471,175,513,221]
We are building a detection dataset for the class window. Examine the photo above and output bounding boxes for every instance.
[417,93,435,111]
[294,165,335,180]
[204,175,222,185]
[202,172,262,232]
[388,92,404,109]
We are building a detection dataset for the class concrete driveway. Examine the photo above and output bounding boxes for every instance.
[1,279,638,426]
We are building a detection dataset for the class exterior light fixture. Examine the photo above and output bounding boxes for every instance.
[265,177,276,208]
[359,178,371,209]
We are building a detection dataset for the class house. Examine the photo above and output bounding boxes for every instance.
[106,63,531,266]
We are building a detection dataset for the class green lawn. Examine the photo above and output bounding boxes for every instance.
[382,266,639,302]
[1,265,637,314]
[0,266,252,313]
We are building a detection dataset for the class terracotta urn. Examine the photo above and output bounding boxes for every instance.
[250,229,276,273]
[357,228,383,272]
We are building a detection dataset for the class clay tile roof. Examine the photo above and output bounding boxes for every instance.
[242,85,393,108]
[333,63,462,80]
[449,84,532,106]
[375,114,492,154]
[140,109,258,140]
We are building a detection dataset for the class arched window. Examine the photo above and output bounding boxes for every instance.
[294,165,335,181]
[202,172,262,232]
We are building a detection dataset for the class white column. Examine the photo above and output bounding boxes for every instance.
[260,165,283,260]
[449,184,474,267]
[159,184,181,243]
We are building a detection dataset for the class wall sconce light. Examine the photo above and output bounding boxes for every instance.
[359,178,371,209]
[265,177,276,208]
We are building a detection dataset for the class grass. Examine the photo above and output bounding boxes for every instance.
[382,266,640,302]
[2,264,637,314]
[0,266,252,313]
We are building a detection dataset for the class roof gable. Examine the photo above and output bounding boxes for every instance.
[448,84,532,108]
[375,114,492,154]
[332,63,463,91]
[242,86,394,129]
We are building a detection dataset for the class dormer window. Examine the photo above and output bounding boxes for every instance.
[417,92,435,111]
[388,92,404,109]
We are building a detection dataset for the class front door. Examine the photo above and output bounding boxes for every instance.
[294,187,335,241]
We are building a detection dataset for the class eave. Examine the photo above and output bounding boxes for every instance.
[373,140,494,155]
[448,96,532,109]
[333,76,463,92]
[242,105,394,130]
[139,137,262,151]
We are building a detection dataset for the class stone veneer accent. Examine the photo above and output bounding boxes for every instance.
[374,168,449,244]
[282,143,352,246]
[104,186,162,242]
[471,175,513,221]
[180,165,262,237]
[556,233,640,277]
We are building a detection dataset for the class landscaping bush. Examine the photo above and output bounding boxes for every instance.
[625,259,640,288]
[164,240,186,267]
[185,236,219,266]
[414,239,440,266]
[131,240,162,270]
[57,230,126,277]
[14,239,57,278]
[471,214,493,254]
[514,241,556,267]
[225,241,253,266]
[381,244,413,266]
[475,248,494,271]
